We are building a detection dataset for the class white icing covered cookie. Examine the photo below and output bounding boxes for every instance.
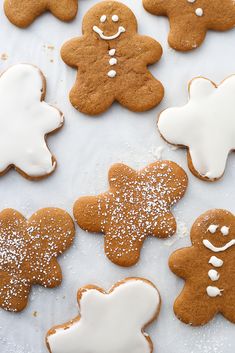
[158,76,235,181]
[0,64,63,179]
[46,278,161,353]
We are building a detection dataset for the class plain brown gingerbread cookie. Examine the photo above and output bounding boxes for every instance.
[73,161,188,267]
[61,0,164,115]
[143,0,235,51]
[0,208,75,312]
[169,209,235,326]
[4,0,78,28]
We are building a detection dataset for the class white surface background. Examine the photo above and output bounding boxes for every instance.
[0,0,234,352]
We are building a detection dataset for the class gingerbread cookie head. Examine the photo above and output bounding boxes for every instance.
[83,0,137,38]
[0,64,64,180]
[158,76,235,181]
[46,277,161,353]
[169,209,235,326]
[143,0,235,51]
[0,208,75,312]
[73,161,188,267]
[61,1,164,115]
[4,0,78,28]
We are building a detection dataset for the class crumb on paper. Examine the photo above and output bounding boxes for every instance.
[33,311,38,317]
[1,53,8,61]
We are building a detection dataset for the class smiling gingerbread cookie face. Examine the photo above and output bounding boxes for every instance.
[143,0,235,51]
[61,1,164,115]
[169,209,235,326]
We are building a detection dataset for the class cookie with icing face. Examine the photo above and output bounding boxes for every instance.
[157,76,235,181]
[143,0,235,51]
[169,209,235,326]
[0,64,64,180]
[61,1,164,115]
[46,277,161,353]
[0,208,75,312]
[4,0,78,28]
[73,161,188,267]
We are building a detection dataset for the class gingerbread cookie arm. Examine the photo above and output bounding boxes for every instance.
[143,0,169,16]
[133,35,163,65]
[61,37,90,68]
[73,195,105,233]
[4,0,46,28]
[169,247,197,278]
[48,0,78,22]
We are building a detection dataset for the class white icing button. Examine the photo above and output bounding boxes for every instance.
[209,256,223,267]
[100,15,106,23]
[208,269,220,281]
[221,226,229,236]
[208,224,218,234]
[109,49,116,56]
[108,70,116,78]
[195,8,203,16]
[109,58,117,66]
[206,286,223,297]
[112,15,119,22]
[187,0,196,2]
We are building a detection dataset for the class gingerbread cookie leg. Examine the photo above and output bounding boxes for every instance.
[118,74,164,112]
[104,228,146,267]
[4,0,46,28]
[168,16,206,51]
[173,288,217,326]
[69,78,114,115]
[48,0,78,22]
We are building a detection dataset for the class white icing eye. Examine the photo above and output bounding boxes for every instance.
[221,226,229,236]
[112,15,119,22]
[207,224,218,234]
[187,0,196,3]
[100,15,107,23]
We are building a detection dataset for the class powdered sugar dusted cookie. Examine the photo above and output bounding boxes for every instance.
[0,208,75,312]
[143,0,235,51]
[4,0,78,28]
[0,64,64,180]
[73,161,188,267]
[169,209,235,326]
[46,277,161,353]
[61,1,164,115]
[158,76,235,181]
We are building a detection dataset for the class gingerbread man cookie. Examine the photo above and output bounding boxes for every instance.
[169,209,235,326]
[0,64,64,180]
[0,207,75,312]
[73,161,188,267]
[143,0,235,51]
[4,0,78,28]
[158,76,235,181]
[46,277,161,353]
[61,1,164,115]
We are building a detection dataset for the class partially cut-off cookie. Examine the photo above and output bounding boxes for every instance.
[46,277,161,353]
[158,75,235,181]
[73,161,188,267]
[143,0,235,51]
[0,208,75,312]
[4,0,78,28]
[61,1,164,115]
[169,209,235,326]
[0,64,64,180]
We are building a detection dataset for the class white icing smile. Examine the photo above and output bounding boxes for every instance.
[93,25,125,40]
[203,239,235,252]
